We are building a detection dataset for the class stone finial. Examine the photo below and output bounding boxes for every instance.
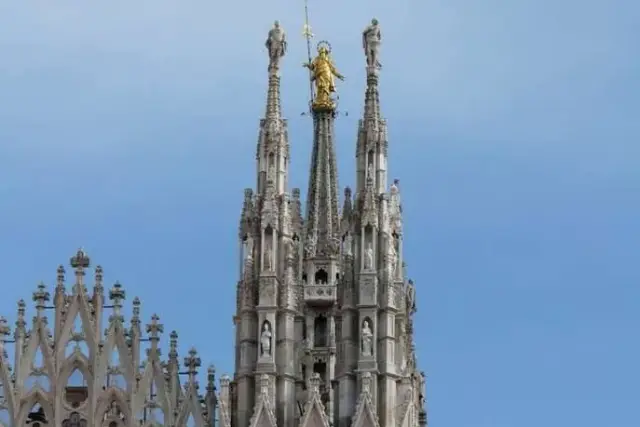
[95,265,104,289]
[109,282,126,321]
[361,371,372,394]
[169,330,178,358]
[308,372,321,394]
[220,374,231,389]
[207,365,217,391]
[132,297,141,322]
[70,248,90,269]
[292,188,301,199]
[260,374,270,395]
[146,314,163,340]
[184,347,201,376]
[344,186,352,198]
[56,265,65,287]
[0,317,10,342]
[32,282,50,314]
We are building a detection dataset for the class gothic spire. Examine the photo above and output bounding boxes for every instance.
[257,21,289,196]
[302,41,345,258]
[356,18,388,195]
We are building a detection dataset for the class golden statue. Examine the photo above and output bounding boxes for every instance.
[303,42,344,111]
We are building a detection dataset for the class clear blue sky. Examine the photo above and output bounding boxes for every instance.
[1,1,638,426]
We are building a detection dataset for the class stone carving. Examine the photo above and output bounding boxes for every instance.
[260,322,272,357]
[419,372,426,408]
[266,20,287,72]
[343,233,353,256]
[364,243,374,270]
[62,412,87,427]
[363,18,382,70]
[367,163,374,181]
[361,320,373,356]
[304,234,317,258]
[406,280,416,314]
[268,162,276,183]
[264,241,273,271]
[389,238,398,278]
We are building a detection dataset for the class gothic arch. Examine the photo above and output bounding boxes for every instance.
[15,389,54,426]
[94,388,131,424]
[58,352,92,410]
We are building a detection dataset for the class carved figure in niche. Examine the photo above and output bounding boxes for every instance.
[367,163,374,182]
[363,18,382,70]
[418,371,426,408]
[364,243,374,270]
[389,238,398,278]
[260,322,272,357]
[63,412,87,427]
[361,320,373,356]
[266,20,287,72]
[245,237,254,261]
[398,322,407,371]
[264,241,273,271]
[268,162,276,183]
[305,234,317,258]
[406,280,416,314]
[343,233,353,256]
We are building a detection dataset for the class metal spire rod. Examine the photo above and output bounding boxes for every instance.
[302,0,315,110]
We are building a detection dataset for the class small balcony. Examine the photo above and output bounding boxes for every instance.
[303,283,337,304]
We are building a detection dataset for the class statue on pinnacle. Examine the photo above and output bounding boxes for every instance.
[266,20,287,74]
[303,41,345,112]
[363,18,382,74]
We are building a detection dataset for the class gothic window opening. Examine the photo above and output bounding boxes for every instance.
[64,367,88,408]
[314,316,327,348]
[314,269,328,285]
[302,273,308,284]
[186,414,196,427]
[25,344,50,392]
[25,403,47,425]
[64,314,90,358]
[106,347,127,390]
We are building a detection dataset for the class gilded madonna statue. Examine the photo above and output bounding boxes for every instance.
[303,42,345,111]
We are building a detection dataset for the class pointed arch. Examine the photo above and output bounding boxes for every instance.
[133,357,171,425]
[15,389,54,426]
[59,352,92,410]
[56,294,97,361]
[94,388,132,425]
[96,321,133,391]
[19,321,55,391]
[299,375,330,427]
[175,382,206,427]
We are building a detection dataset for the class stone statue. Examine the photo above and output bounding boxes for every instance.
[244,237,254,261]
[406,280,416,314]
[264,242,273,271]
[367,163,374,181]
[418,371,426,407]
[268,163,276,183]
[62,412,87,427]
[364,243,374,270]
[260,322,272,356]
[305,234,317,258]
[266,21,287,72]
[363,18,382,70]
[343,233,353,256]
[389,239,398,278]
[303,43,344,110]
[361,320,373,356]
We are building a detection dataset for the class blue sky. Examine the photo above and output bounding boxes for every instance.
[0,1,638,426]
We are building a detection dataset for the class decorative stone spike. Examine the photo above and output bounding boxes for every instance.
[70,248,90,268]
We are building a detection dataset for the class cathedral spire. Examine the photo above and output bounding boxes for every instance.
[257,20,289,196]
[356,18,387,195]
[302,41,345,258]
